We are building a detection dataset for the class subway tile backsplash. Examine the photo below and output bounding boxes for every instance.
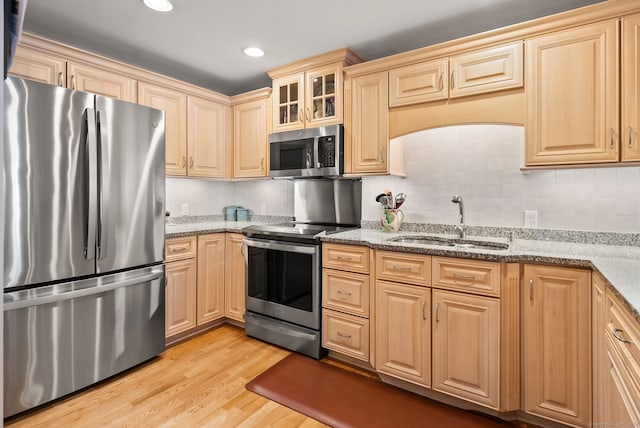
[363,125,640,233]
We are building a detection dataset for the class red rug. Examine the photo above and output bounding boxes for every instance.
[246,353,512,428]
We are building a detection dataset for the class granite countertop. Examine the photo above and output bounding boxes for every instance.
[320,228,640,324]
[164,219,640,325]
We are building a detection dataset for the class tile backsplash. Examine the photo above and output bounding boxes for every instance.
[166,124,640,233]
[363,125,640,233]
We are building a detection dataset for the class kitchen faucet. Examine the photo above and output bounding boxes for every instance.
[451,195,466,238]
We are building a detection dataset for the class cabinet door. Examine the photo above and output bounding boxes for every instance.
[233,97,268,178]
[376,280,430,387]
[139,82,188,176]
[350,71,389,174]
[225,233,246,323]
[622,13,640,162]
[525,20,619,166]
[432,290,500,409]
[187,96,228,178]
[592,273,607,425]
[272,73,304,131]
[522,265,591,427]
[389,58,448,107]
[68,62,137,102]
[449,42,523,99]
[9,45,66,86]
[197,234,225,325]
[603,334,640,426]
[165,258,197,338]
[305,64,342,127]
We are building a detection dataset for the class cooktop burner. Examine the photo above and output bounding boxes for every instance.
[242,222,357,242]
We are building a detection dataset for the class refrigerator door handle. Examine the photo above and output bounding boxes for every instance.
[84,108,98,260]
[4,270,164,311]
[97,109,110,260]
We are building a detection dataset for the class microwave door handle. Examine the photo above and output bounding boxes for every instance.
[306,150,312,169]
[314,137,321,169]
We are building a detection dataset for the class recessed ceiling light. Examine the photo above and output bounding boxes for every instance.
[244,47,265,58]
[143,0,173,12]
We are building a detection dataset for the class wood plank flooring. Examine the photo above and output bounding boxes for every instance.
[5,325,329,427]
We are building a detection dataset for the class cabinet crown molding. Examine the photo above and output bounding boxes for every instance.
[230,87,272,104]
[267,47,364,79]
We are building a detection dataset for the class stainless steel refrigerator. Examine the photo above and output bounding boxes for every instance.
[3,76,166,417]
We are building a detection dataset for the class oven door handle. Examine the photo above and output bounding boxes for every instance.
[243,238,319,255]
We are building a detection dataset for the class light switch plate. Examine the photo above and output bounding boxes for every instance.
[181,203,189,216]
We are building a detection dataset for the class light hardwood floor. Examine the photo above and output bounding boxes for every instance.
[5,325,330,427]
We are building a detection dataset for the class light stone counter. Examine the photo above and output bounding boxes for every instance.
[321,228,640,324]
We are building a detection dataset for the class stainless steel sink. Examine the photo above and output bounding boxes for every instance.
[386,235,508,251]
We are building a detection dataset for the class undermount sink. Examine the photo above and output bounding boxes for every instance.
[386,235,509,251]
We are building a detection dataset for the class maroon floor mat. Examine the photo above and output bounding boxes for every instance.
[246,353,512,428]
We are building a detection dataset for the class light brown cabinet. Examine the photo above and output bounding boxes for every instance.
[196,234,226,325]
[231,89,270,178]
[525,20,619,166]
[522,264,591,427]
[165,236,198,338]
[224,233,246,323]
[376,280,431,387]
[389,42,523,107]
[346,71,389,174]
[431,289,500,409]
[139,82,188,176]
[11,45,137,102]
[321,243,372,363]
[187,95,230,178]
[622,13,640,162]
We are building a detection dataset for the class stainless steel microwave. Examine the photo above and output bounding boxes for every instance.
[268,124,343,178]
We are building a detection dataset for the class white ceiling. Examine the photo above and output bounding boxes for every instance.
[23,0,603,96]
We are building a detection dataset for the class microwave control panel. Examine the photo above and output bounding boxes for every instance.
[318,136,335,168]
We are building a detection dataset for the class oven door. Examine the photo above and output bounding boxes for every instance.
[244,237,320,330]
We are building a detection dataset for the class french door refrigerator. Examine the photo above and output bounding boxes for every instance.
[3,76,166,417]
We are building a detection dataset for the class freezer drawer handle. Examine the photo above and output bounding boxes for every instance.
[4,270,164,311]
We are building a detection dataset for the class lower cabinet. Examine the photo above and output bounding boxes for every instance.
[431,289,500,409]
[165,232,245,342]
[224,233,246,323]
[376,280,431,387]
[522,264,591,427]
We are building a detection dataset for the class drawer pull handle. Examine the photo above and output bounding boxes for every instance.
[610,128,615,150]
[337,332,352,339]
[422,300,427,320]
[170,246,188,252]
[629,126,634,149]
[612,327,632,344]
[529,279,533,301]
[337,289,352,298]
[435,303,440,323]
[392,265,412,272]
[453,273,475,280]
[336,256,352,261]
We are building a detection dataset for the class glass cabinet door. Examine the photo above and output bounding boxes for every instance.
[305,65,342,127]
[273,74,304,131]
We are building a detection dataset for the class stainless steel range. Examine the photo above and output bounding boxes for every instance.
[243,178,361,358]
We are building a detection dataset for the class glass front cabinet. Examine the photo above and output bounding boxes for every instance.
[269,49,362,132]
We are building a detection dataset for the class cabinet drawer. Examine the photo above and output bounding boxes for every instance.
[607,293,640,388]
[165,236,197,262]
[322,309,370,362]
[322,243,370,274]
[432,257,500,297]
[322,269,370,317]
[376,251,431,287]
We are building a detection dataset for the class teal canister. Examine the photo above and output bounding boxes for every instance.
[236,208,250,221]
[224,206,240,221]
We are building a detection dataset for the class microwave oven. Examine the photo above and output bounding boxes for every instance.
[268,124,343,178]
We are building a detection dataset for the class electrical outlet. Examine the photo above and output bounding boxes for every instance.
[181,203,189,216]
[524,210,538,228]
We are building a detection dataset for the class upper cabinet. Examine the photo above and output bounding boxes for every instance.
[525,20,619,166]
[622,13,640,162]
[231,88,272,178]
[268,48,362,132]
[389,42,523,107]
[11,44,137,102]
